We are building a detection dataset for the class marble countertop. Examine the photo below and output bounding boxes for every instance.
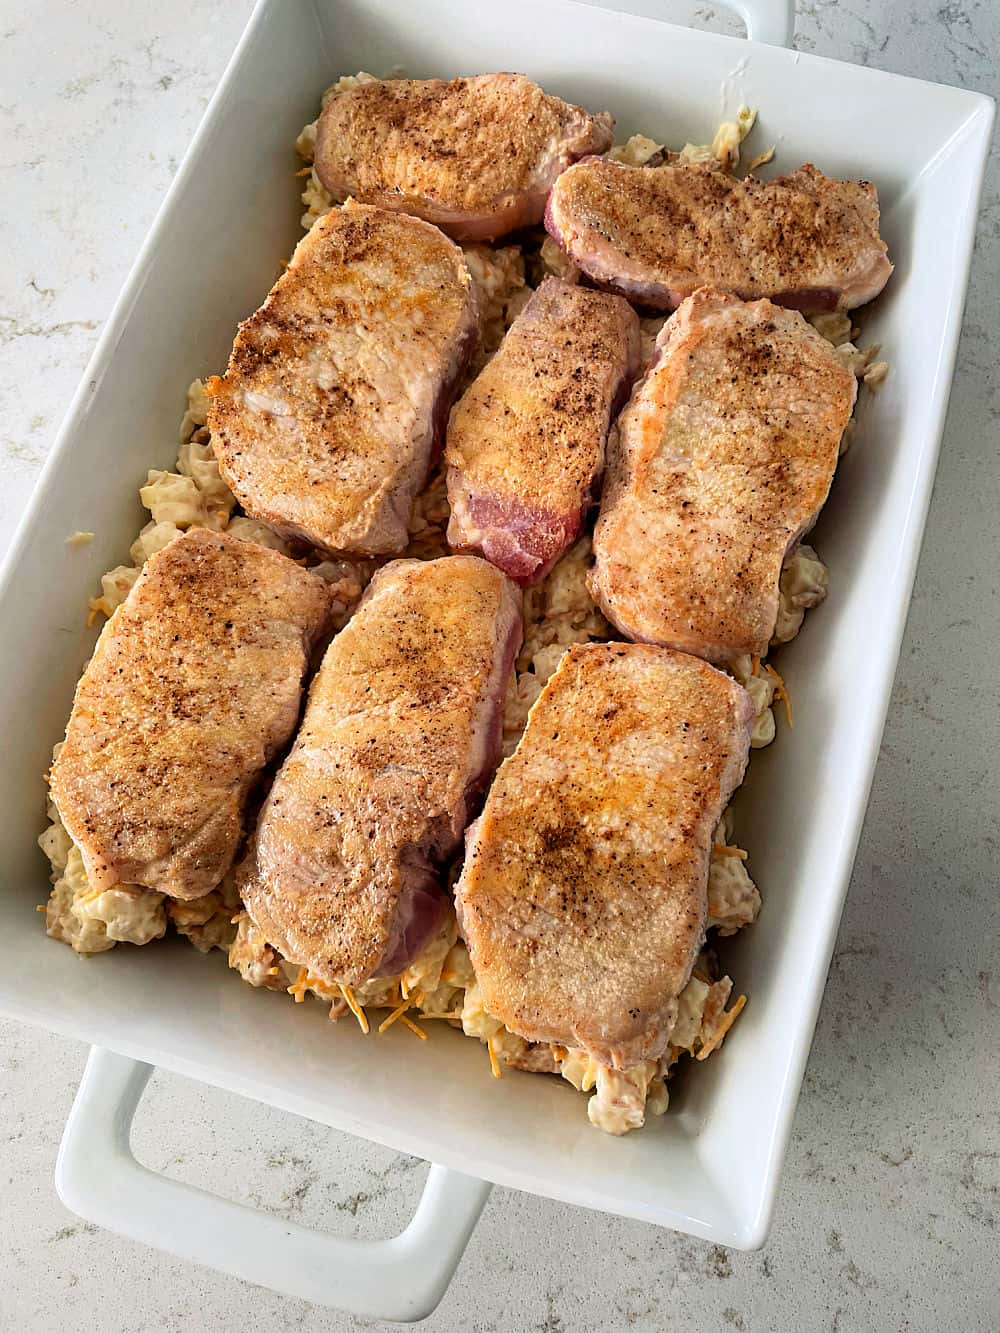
[1,2,997,1329]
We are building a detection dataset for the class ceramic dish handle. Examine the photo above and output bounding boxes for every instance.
[717,0,794,46]
[56,1047,492,1321]
[600,0,794,46]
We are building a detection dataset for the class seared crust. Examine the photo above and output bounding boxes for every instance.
[590,290,857,662]
[314,74,613,242]
[208,202,478,556]
[50,529,332,900]
[456,642,753,1068]
[445,278,640,585]
[546,159,892,312]
[240,556,522,987]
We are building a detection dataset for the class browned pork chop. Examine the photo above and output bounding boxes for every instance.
[50,529,332,900]
[546,159,892,313]
[314,74,613,242]
[456,642,753,1068]
[208,202,478,557]
[240,556,522,987]
[590,289,857,663]
[445,278,640,585]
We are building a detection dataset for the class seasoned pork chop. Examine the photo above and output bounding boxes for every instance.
[590,289,857,662]
[445,278,640,585]
[314,74,613,242]
[456,643,753,1068]
[50,529,332,900]
[546,159,892,312]
[208,202,478,557]
[240,556,522,987]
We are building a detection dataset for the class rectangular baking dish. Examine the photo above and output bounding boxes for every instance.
[0,0,992,1318]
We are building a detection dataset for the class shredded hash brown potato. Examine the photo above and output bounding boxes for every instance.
[37,75,888,1134]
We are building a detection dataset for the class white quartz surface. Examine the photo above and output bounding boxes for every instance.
[1,2,998,1329]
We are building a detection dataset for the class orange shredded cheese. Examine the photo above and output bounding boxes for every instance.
[551,1045,568,1062]
[713,843,748,859]
[266,966,279,977]
[287,966,310,1003]
[294,166,312,177]
[697,995,747,1061]
[765,664,793,728]
[400,1015,428,1041]
[487,1038,502,1079]
[418,1011,464,1021]
[338,984,370,1034]
[378,998,412,1034]
[751,654,761,677]
[35,903,47,913]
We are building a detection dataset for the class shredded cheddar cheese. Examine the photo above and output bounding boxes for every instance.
[338,983,370,1034]
[697,995,747,1060]
[400,1015,428,1041]
[713,844,748,859]
[287,966,310,1003]
[487,1038,502,1079]
[378,998,412,1034]
[765,664,793,728]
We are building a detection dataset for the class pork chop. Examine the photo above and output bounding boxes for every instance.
[313,74,614,242]
[590,289,857,663]
[445,278,640,585]
[50,529,332,900]
[455,642,753,1069]
[546,159,892,312]
[207,202,478,557]
[240,556,522,987]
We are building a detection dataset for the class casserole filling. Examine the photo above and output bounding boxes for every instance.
[37,77,887,1136]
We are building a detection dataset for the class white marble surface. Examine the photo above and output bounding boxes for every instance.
[1,2,998,1328]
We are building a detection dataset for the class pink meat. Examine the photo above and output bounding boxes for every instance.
[445,277,640,586]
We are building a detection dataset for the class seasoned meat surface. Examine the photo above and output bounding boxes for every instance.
[445,278,640,585]
[456,643,753,1068]
[546,159,892,312]
[50,529,332,900]
[590,289,857,662]
[208,202,478,556]
[314,74,613,242]
[240,556,522,987]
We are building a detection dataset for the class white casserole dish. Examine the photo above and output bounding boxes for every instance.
[0,0,992,1318]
